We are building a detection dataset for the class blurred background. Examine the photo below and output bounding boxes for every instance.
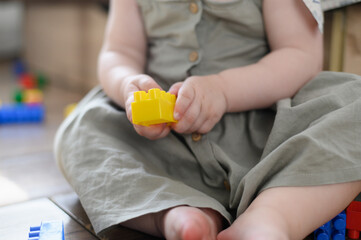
[0,1,108,92]
[0,1,360,239]
[0,1,113,239]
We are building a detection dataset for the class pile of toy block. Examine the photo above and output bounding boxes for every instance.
[314,201,361,240]
[314,211,346,240]
[0,60,47,124]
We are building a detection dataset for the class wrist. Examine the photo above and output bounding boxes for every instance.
[213,73,229,114]
[105,66,137,108]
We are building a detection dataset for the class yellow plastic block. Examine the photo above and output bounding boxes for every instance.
[24,89,43,104]
[64,103,77,118]
[131,88,177,126]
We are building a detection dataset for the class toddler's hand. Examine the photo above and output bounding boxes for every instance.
[169,75,227,134]
[123,74,171,140]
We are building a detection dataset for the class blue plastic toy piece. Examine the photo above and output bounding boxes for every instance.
[314,211,346,240]
[0,103,45,124]
[28,220,64,240]
[13,59,26,77]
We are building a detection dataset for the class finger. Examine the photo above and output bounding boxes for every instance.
[134,123,169,140]
[168,82,183,96]
[138,75,163,91]
[123,79,140,116]
[125,94,135,122]
[197,106,224,134]
[187,103,206,134]
[146,124,170,140]
[173,84,195,121]
[197,118,216,134]
[173,100,200,133]
[156,125,171,140]
[134,123,163,137]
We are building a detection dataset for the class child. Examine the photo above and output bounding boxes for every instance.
[55,0,361,239]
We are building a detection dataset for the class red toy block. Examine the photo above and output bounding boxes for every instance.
[347,201,361,239]
[20,73,36,89]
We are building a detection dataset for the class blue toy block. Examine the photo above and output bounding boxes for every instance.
[13,59,26,77]
[315,222,332,240]
[28,220,64,240]
[0,103,45,124]
[314,211,346,240]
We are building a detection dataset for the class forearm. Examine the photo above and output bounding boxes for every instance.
[98,0,147,108]
[98,46,145,108]
[218,47,322,112]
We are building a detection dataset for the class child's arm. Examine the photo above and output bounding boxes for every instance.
[98,0,171,139]
[219,0,323,111]
[98,0,146,108]
[170,0,323,134]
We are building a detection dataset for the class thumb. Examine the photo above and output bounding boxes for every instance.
[168,82,183,96]
[138,75,163,91]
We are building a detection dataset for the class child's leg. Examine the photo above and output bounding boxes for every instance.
[122,206,224,240]
[218,181,361,240]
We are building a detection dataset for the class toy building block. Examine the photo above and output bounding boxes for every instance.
[347,201,361,239]
[23,89,44,104]
[36,72,48,89]
[13,89,44,104]
[20,73,36,89]
[131,88,177,126]
[13,88,23,103]
[0,103,45,124]
[314,211,346,240]
[64,103,77,118]
[28,220,64,240]
[13,59,26,77]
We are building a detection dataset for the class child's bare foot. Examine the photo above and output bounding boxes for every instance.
[218,182,361,240]
[161,206,224,240]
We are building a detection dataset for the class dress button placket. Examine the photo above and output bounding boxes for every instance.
[188,2,200,64]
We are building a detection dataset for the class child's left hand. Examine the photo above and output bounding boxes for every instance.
[169,75,227,134]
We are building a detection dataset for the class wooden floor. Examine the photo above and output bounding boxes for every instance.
[0,61,77,207]
[0,61,159,240]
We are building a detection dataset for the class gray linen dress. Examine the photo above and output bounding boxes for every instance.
[54,0,361,235]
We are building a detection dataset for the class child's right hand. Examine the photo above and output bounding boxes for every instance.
[122,74,171,140]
